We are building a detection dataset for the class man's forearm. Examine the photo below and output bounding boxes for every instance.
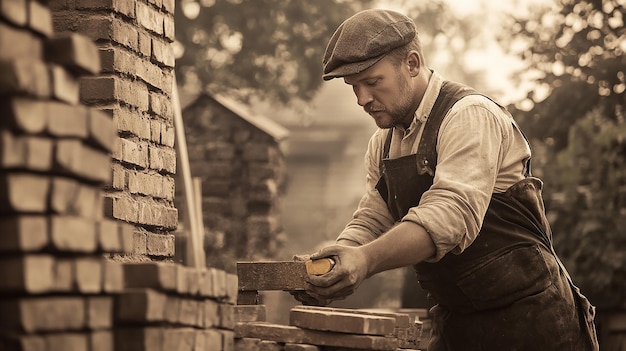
[360,221,436,277]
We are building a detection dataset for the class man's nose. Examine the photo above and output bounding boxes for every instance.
[354,87,373,107]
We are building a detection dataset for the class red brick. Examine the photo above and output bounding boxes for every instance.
[114,328,163,351]
[102,259,124,293]
[151,37,174,68]
[75,0,135,19]
[49,215,97,252]
[49,64,80,104]
[53,257,73,292]
[116,289,166,322]
[87,108,116,152]
[0,97,47,133]
[234,305,267,323]
[289,307,396,336]
[90,331,114,351]
[0,172,49,213]
[235,322,398,350]
[28,0,53,37]
[49,176,79,214]
[0,255,54,293]
[78,16,138,51]
[75,257,102,293]
[0,59,50,97]
[46,333,88,351]
[0,0,28,26]
[86,296,113,329]
[0,296,84,332]
[0,215,48,252]
[0,22,42,60]
[45,32,101,75]
[123,261,177,291]
[47,101,88,137]
[136,1,162,35]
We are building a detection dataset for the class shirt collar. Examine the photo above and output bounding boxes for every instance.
[414,70,444,125]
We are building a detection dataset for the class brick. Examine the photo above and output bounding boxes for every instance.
[114,138,148,168]
[235,338,261,351]
[221,330,235,351]
[202,299,219,327]
[0,334,46,351]
[234,305,266,323]
[111,162,126,189]
[148,91,172,119]
[86,296,113,329]
[0,215,48,252]
[161,123,175,146]
[163,14,174,41]
[77,144,111,184]
[100,46,136,75]
[151,38,174,67]
[163,328,195,351]
[49,215,97,252]
[123,262,177,291]
[259,340,281,351]
[75,257,102,293]
[176,264,189,295]
[297,306,412,329]
[178,298,199,326]
[136,1,162,35]
[0,97,47,133]
[0,132,53,171]
[203,329,222,351]
[53,139,82,175]
[47,334,88,351]
[88,108,116,152]
[0,296,84,332]
[96,218,121,252]
[75,0,135,19]
[138,30,151,57]
[219,303,235,329]
[209,267,227,298]
[28,0,53,37]
[0,22,42,60]
[289,307,396,336]
[225,273,238,304]
[116,289,166,323]
[0,172,49,213]
[236,261,309,291]
[186,268,200,296]
[149,145,176,173]
[163,295,179,323]
[132,230,147,253]
[90,331,114,351]
[49,176,79,214]
[128,171,162,197]
[119,222,134,253]
[0,255,54,293]
[102,259,124,293]
[0,59,50,97]
[47,101,88,137]
[305,258,335,275]
[284,344,321,351]
[45,32,101,75]
[53,258,74,292]
[136,59,164,92]
[115,328,163,351]
[49,64,80,104]
[0,0,27,26]
[112,107,151,139]
[78,16,138,50]
[162,0,174,14]
[235,322,398,350]
[73,183,103,219]
[80,76,116,104]
[145,232,174,256]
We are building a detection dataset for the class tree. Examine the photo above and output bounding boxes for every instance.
[502,0,626,307]
[174,0,371,106]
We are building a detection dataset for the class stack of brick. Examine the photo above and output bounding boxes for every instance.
[116,261,239,351]
[49,0,178,260]
[0,0,134,349]
[234,306,423,351]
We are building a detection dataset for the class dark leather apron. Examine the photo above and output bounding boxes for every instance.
[375,81,599,351]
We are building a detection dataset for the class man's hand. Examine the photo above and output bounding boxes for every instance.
[305,245,369,301]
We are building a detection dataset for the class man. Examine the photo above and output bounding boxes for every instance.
[298,8,599,351]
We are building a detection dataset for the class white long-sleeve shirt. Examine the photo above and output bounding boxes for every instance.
[336,71,532,262]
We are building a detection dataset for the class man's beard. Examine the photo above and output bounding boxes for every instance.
[365,73,414,129]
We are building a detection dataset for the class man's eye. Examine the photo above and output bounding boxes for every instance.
[366,79,379,86]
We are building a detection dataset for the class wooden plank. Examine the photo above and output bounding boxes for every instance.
[234,322,398,350]
[172,76,204,268]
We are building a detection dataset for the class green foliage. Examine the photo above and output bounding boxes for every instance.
[504,0,626,307]
[174,0,370,105]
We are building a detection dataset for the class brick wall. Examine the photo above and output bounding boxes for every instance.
[50,0,178,261]
[0,1,239,350]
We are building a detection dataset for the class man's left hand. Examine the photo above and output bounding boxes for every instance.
[305,245,369,301]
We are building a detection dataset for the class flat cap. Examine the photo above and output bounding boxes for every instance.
[322,9,416,80]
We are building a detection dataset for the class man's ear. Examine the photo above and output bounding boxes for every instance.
[407,51,421,77]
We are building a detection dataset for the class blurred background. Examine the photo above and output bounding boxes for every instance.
[174,0,625,335]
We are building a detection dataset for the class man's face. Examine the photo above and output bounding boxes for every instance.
[344,56,415,129]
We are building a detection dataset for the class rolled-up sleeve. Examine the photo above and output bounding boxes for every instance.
[403,97,509,262]
[336,131,396,245]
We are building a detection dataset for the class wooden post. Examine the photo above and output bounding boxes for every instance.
[172,75,204,268]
